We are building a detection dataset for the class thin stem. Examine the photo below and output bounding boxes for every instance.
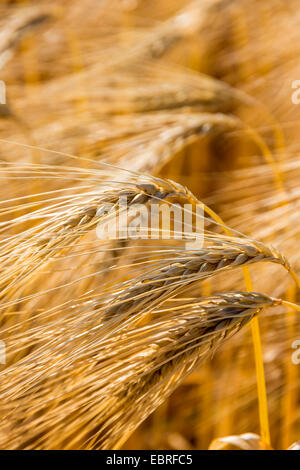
[281,285,297,449]
[275,298,300,313]
[245,126,285,195]
[203,203,271,446]
[286,267,300,290]
[243,265,271,446]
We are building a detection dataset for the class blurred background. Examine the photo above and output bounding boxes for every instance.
[0,0,300,450]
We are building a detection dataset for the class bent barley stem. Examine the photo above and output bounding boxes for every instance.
[245,123,300,446]
[281,285,297,449]
[239,121,300,446]
[243,265,271,446]
[276,299,300,313]
[244,126,285,195]
[203,202,271,446]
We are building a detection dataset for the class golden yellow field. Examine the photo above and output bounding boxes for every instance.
[0,0,299,450]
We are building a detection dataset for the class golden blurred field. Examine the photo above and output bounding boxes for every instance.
[0,0,300,450]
